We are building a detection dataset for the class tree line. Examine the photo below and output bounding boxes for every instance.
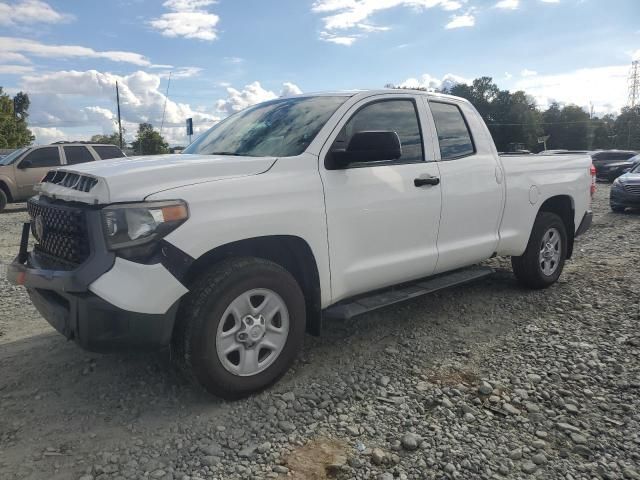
[390,76,640,153]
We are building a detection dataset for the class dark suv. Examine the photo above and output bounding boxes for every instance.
[591,150,639,182]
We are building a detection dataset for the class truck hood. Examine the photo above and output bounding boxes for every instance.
[36,153,277,204]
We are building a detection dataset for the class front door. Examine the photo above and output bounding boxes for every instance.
[15,146,62,199]
[320,94,442,303]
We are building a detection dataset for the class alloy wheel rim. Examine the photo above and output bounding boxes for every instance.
[215,288,290,377]
[539,227,561,276]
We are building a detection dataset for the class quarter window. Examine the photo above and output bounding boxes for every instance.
[93,145,125,160]
[430,102,475,160]
[20,147,61,168]
[335,100,424,164]
[64,146,94,165]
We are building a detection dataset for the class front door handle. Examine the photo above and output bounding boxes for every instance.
[414,176,440,187]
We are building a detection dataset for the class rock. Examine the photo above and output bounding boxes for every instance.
[239,444,258,458]
[281,392,295,402]
[201,456,220,467]
[378,474,394,480]
[503,403,521,415]
[521,462,538,474]
[527,374,543,384]
[444,463,456,474]
[378,376,391,387]
[200,443,222,456]
[441,397,454,409]
[570,433,587,444]
[531,453,547,465]
[278,421,295,433]
[371,448,386,465]
[346,425,360,436]
[257,441,272,454]
[531,440,546,450]
[463,412,475,422]
[478,381,493,395]
[573,445,592,458]
[400,433,420,451]
[565,403,579,414]
[508,448,523,460]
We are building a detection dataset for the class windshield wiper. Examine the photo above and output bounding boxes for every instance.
[208,151,246,156]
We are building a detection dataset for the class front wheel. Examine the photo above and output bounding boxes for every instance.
[173,257,306,399]
[511,212,567,289]
[0,189,7,212]
[610,204,626,213]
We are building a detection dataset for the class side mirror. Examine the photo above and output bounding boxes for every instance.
[327,131,402,169]
[18,159,32,169]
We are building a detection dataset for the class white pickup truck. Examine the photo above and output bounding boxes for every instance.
[8,90,594,398]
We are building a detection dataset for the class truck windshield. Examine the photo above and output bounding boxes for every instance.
[183,96,348,158]
[0,147,29,165]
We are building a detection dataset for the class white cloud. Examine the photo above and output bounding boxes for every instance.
[513,65,629,114]
[215,81,303,115]
[157,67,203,78]
[632,49,640,61]
[504,71,513,80]
[150,0,220,41]
[0,37,160,67]
[21,69,220,145]
[398,72,470,91]
[0,51,30,63]
[31,127,86,145]
[0,0,72,26]
[494,0,519,9]
[313,0,464,45]
[540,0,560,3]
[0,64,34,74]
[445,12,475,29]
[521,68,538,77]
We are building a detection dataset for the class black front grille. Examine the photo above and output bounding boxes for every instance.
[623,184,640,196]
[27,198,90,265]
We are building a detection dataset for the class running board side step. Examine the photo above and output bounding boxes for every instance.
[323,266,494,320]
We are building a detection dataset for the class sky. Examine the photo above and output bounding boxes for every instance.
[1,0,639,146]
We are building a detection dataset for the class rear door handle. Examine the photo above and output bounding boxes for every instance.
[414,176,440,187]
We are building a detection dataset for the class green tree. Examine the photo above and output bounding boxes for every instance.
[542,104,590,150]
[130,123,168,155]
[0,87,34,148]
[90,129,125,147]
[613,106,640,150]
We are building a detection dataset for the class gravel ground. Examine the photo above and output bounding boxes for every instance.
[0,188,639,480]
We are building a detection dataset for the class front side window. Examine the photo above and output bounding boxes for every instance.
[430,102,475,160]
[64,146,94,165]
[21,147,61,168]
[0,147,29,165]
[184,96,348,158]
[333,99,424,164]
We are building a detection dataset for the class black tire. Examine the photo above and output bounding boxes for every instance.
[173,257,306,399]
[610,204,626,213]
[0,188,7,212]
[511,212,567,290]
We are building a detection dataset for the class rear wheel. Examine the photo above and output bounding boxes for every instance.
[0,189,7,212]
[173,257,306,399]
[511,212,567,289]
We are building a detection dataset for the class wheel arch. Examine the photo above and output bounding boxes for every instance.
[538,195,575,258]
[183,235,323,336]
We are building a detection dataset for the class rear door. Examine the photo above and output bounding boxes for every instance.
[319,94,442,302]
[424,99,505,273]
[92,145,125,160]
[15,146,62,199]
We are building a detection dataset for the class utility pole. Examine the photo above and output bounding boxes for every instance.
[160,72,172,136]
[116,81,123,149]
[629,61,640,108]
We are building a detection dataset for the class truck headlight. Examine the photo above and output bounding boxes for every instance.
[612,178,624,190]
[102,200,189,250]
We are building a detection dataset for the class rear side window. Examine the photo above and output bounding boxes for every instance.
[64,146,94,165]
[337,99,424,163]
[93,145,125,160]
[430,102,475,160]
[21,147,61,168]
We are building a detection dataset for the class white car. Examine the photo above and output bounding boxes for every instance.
[8,90,594,398]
